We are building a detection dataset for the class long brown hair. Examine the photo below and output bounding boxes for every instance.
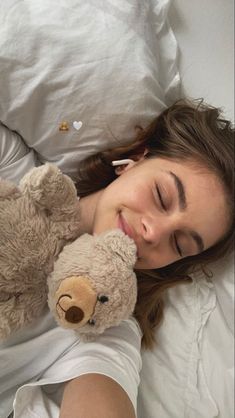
[75,99,234,349]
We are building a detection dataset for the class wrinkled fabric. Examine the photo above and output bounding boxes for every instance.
[0,0,180,177]
[0,314,142,418]
[138,276,234,418]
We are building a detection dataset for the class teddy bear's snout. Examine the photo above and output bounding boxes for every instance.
[65,306,84,323]
[54,275,97,329]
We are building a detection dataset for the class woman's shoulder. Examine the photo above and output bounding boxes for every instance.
[0,309,142,353]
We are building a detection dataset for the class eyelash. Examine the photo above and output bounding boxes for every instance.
[156,187,167,211]
[174,235,183,257]
[157,186,182,257]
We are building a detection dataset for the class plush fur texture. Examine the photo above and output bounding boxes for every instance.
[0,164,137,340]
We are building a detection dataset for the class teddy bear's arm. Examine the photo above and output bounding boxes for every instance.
[19,164,78,212]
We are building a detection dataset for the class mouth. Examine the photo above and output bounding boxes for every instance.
[118,212,139,258]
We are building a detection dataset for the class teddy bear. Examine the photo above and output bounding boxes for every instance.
[0,164,138,340]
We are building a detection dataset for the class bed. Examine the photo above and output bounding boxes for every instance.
[0,1,234,417]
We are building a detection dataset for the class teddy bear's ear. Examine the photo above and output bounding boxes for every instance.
[0,178,20,200]
[19,164,78,214]
[95,229,137,269]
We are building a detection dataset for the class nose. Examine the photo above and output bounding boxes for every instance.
[141,215,168,245]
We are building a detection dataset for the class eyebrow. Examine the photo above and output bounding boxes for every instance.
[168,171,205,253]
[169,171,187,210]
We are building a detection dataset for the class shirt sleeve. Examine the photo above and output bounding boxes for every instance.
[0,122,39,183]
[13,318,142,418]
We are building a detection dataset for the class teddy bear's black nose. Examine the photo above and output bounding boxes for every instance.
[65,306,84,323]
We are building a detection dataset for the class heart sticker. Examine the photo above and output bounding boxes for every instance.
[73,121,83,131]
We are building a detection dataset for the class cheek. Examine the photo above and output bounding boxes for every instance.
[135,248,177,270]
[123,184,151,210]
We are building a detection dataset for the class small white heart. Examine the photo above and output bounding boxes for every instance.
[73,121,83,131]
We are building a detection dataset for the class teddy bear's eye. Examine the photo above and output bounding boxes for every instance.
[88,319,96,326]
[97,295,109,304]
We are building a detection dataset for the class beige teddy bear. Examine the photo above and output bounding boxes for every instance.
[0,164,137,340]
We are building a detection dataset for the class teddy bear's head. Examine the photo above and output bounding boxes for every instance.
[47,229,138,338]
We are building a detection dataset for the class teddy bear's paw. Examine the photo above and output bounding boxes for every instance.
[0,325,11,341]
[0,290,48,340]
[51,275,97,330]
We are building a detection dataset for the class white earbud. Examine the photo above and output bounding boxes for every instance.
[111,159,134,166]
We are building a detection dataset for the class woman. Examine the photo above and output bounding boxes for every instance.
[74,99,234,348]
[0,100,234,418]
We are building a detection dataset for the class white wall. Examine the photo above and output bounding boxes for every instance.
[169,0,234,121]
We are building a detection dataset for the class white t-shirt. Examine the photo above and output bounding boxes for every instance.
[0,126,142,418]
[0,310,142,418]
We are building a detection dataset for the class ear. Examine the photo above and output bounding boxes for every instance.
[114,160,135,175]
[115,149,148,176]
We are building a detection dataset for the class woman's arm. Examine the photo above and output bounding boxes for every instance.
[60,374,136,418]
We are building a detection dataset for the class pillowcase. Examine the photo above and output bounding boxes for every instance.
[0,0,180,177]
[0,123,39,183]
[210,252,234,336]
[138,273,234,418]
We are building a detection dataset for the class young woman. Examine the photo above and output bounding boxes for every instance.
[0,99,234,418]
[74,99,234,349]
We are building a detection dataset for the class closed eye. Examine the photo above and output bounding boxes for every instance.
[156,185,183,257]
[174,234,183,257]
[157,187,167,211]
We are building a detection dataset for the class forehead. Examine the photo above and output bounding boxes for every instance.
[143,157,221,188]
[143,156,205,173]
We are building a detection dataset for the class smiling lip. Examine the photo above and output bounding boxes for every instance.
[118,213,133,238]
[118,213,139,258]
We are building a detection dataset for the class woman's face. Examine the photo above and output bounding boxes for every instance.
[81,157,229,269]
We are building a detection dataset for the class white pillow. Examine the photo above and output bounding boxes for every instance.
[0,123,39,183]
[209,252,234,336]
[0,0,180,177]
[138,273,234,418]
